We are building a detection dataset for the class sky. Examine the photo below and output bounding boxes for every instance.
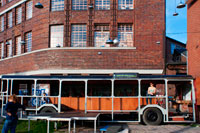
[166,0,187,44]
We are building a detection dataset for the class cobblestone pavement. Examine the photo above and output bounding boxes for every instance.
[128,124,200,133]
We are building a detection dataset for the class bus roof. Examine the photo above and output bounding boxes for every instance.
[0,74,193,80]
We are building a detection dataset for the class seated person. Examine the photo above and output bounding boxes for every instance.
[41,93,49,104]
[146,82,156,104]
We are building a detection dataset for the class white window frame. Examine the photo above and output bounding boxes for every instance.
[16,6,22,24]
[118,24,133,47]
[95,0,110,10]
[72,0,88,10]
[71,25,87,47]
[16,36,21,55]
[26,0,32,20]
[7,39,12,57]
[0,16,4,32]
[50,25,64,48]
[118,0,133,10]
[51,0,64,11]
[25,31,32,52]
[8,11,12,28]
[0,42,4,59]
[94,25,110,47]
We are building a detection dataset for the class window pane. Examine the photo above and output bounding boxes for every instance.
[72,0,87,10]
[71,25,87,47]
[118,0,133,10]
[95,0,110,10]
[8,12,12,28]
[26,0,33,20]
[16,36,21,55]
[50,25,64,48]
[118,24,133,47]
[16,7,22,24]
[25,32,32,52]
[94,25,110,47]
[0,16,4,32]
[0,42,4,59]
[7,40,12,57]
[51,0,64,11]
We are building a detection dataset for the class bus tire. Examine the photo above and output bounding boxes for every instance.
[40,107,57,114]
[142,108,162,125]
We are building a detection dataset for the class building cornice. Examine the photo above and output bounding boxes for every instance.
[0,0,28,16]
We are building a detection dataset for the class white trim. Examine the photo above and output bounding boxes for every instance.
[0,47,136,62]
[0,0,28,16]
[6,69,163,75]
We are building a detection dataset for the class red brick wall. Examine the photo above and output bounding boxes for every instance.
[187,0,200,122]
[0,0,165,75]
[0,49,164,75]
[187,0,200,78]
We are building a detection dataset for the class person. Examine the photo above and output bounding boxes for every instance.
[41,93,49,105]
[2,94,25,133]
[146,82,156,104]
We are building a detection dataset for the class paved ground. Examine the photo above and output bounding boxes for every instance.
[55,123,200,133]
[128,124,200,133]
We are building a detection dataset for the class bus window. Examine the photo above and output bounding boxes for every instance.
[141,80,165,96]
[88,80,111,96]
[114,80,138,96]
[61,81,85,97]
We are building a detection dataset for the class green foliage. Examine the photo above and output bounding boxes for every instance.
[0,120,54,133]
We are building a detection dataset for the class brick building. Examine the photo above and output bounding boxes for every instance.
[187,0,200,122]
[0,0,165,76]
[165,37,187,75]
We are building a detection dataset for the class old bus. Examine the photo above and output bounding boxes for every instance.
[0,74,196,125]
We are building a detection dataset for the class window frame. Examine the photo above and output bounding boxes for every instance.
[6,39,12,57]
[94,25,110,47]
[117,24,133,47]
[95,0,110,10]
[71,24,87,47]
[16,36,22,55]
[118,0,134,10]
[26,0,33,20]
[72,0,88,10]
[51,0,64,11]
[0,42,4,59]
[7,11,12,28]
[50,25,64,48]
[16,6,22,25]
[25,31,32,52]
[0,16,4,32]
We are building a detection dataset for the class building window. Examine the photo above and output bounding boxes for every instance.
[0,16,4,32]
[16,36,21,55]
[50,25,64,48]
[51,0,64,11]
[0,42,4,59]
[26,0,33,20]
[72,0,87,10]
[95,0,110,10]
[94,25,109,47]
[71,25,87,47]
[8,11,12,28]
[171,43,183,54]
[6,39,12,57]
[16,6,22,24]
[25,32,32,52]
[118,24,133,47]
[0,0,4,7]
[118,0,133,10]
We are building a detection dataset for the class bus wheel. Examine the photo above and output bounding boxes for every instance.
[142,108,162,125]
[40,107,57,114]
